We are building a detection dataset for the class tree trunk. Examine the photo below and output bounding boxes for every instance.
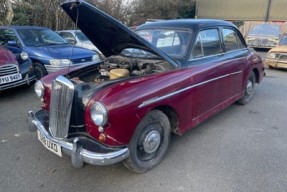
[5,0,14,24]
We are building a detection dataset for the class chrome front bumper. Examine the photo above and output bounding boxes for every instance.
[27,110,129,167]
[0,75,35,91]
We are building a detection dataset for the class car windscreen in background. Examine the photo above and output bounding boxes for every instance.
[249,24,280,36]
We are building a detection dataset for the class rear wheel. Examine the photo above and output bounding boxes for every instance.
[33,62,47,80]
[123,110,171,173]
[237,71,255,105]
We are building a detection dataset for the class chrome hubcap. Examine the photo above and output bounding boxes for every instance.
[142,130,161,154]
[246,80,253,95]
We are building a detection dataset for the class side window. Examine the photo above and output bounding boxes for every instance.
[222,28,244,52]
[59,32,76,43]
[0,29,18,45]
[60,32,74,40]
[191,29,222,59]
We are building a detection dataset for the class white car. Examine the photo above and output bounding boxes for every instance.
[58,30,101,53]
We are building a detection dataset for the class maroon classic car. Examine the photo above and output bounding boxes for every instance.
[27,0,264,173]
[0,46,35,91]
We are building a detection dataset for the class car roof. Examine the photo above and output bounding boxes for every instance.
[137,19,236,31]
[0,26,50,30]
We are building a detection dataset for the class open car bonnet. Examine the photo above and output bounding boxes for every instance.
[61,0,178,67]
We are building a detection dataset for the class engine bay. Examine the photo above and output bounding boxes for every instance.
[71,55,175,84]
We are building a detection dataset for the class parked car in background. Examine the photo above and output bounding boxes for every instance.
[246,23,280,48]
[58,30,101,53]
[27,0,264,173]
[265,33,287,69]
[0,46,35,91]
[0,26,99,79]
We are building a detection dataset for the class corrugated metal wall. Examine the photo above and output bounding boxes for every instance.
[269,0,287,21]
[197,0,287,21]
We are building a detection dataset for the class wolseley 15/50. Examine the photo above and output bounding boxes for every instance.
[27,0,264,173]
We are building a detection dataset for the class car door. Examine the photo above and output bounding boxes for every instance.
[221,27,248,98]
[187,28,231,124]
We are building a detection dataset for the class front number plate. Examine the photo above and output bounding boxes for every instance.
[0,73,22,85]
[37,130,62,157]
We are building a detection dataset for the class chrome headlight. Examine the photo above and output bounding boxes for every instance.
[34,80,44,98]
[50,59,71,66]
[90,102,108,126]
[20,52,29,60]
[268,52,276,59]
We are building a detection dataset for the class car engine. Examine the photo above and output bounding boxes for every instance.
[71,55,174,84]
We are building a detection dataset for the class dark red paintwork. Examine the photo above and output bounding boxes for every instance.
[0,46,17,65]
[40,39,264,147]
[82,52,264,146]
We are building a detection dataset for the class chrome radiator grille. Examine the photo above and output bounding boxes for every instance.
[0,64,18,76]
[49,76,74,139]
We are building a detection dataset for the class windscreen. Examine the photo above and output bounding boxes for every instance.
[249,24,280,36]
[135,29,191,58]
[17,29,68,46]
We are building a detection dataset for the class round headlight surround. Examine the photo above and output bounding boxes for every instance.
[90,102,108,126]
[34,80,44,98]
[20,52,29,60]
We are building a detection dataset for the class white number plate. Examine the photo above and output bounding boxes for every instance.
[0,73,22,85]
[37,130,62,157]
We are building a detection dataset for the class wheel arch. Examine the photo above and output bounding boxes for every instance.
[153,105,179,135]
[252,68,260,84]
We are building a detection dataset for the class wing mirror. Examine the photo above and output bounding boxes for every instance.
[7,40,17,46]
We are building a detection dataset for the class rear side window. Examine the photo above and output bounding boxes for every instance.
[222,28,244,52]
[191,29,222,59]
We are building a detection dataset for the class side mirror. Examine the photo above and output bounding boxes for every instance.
[7,40,17,46]
[67,38,76,44]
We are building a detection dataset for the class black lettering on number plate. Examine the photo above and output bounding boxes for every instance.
[46,140,58,152]
[10,74,20,81]
[39,133,46,145]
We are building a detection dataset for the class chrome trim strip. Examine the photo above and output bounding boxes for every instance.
[230,71,242,75]
[139,71,242,108]
[189,49,247,61]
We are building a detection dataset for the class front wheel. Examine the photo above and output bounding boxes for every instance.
[237,71,255,105]
[123,110,171,173]
[33,62,47,80]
